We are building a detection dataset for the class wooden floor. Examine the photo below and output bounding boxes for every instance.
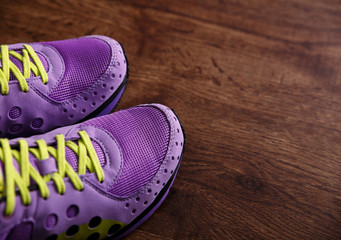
[1,0,341,239]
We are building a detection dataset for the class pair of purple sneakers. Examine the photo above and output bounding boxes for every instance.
[0,36,185,240]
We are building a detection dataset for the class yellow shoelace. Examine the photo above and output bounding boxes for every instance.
[0,44,48,95]
[0,131,104,216]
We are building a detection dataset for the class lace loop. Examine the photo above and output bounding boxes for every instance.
[0,130,104,216]
[0,44,48,95]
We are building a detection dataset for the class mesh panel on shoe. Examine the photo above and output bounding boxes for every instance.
[8,106,21,119]
[45,214,58,229]
[31,118,43,128]
[66,205,79,218]
[82,106,170,197]
[45,38,111,101]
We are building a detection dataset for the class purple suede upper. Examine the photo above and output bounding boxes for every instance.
[0,104,185,240]
[0,35,127,139]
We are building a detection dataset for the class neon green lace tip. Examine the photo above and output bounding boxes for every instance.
[0,131,103,216]
[0,44,48,95]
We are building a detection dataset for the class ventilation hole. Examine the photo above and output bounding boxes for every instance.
[73,104,77,109]
[176,142,178,146]
[45,234,58,240]
[93,91,97,96]
[154,192,158,196]
[177,156,180,160]
[63,109,67,113]
[111,73,115,78]
[132,209,136,214]
[87,232,100,240]
[91,102,96,106]
[110,86,114,90]
[66,205,79,219]
[9,124,22,133]
[164,169,168,173]
[8,106,21,119]
[31,118,43,129]
[119,74,122,78]
[125,203,129,208]
[119,50,122,54]
[177,129,180,133]
[162,183,165,186]
[171,156,174,160]
[124,59,126,64]
[174,117,177,121]
[69,114,74,119]
[136,197,140,201]
[66,225,79,236]
[82,109,86,113]
[102,83,107,88]
[181,142,183,146]
[156,180,160,184]
[144,201,148,205]
[171,170,174,174]
[101,95,105,100]
[89,216,102,229]
[117,62,120,66]
[45,214,58,230]
[84,96,88,101]
[108,224,121,236]
[147,189,152,193]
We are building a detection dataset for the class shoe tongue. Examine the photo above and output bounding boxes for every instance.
[0,48,49,81]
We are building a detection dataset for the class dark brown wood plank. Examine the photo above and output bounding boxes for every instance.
[1,0,341,239]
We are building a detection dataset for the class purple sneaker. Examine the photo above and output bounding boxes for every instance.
[0,104,185,240]
[0,35,128,139]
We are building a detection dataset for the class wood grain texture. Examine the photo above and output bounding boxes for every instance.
[1,0,341,239]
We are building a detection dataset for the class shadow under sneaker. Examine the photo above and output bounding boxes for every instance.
[0,35,128,138]
[0,104,185,240]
